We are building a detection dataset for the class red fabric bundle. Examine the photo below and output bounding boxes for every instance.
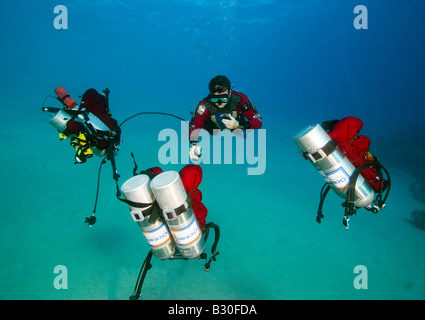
[329,117,385,191]
[179,165,208,230]
[145,167,164,176]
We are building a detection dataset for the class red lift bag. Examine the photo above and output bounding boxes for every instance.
[329,117,386,192]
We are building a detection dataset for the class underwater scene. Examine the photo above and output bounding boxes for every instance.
[1,0,425,301]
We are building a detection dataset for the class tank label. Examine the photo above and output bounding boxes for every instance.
[143,224,171,247]
[327,167,350,189]
[170,219,201,246]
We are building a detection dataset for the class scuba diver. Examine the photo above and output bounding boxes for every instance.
[294,116,391,229]
[42,86,121,164]
[189,75,262,161]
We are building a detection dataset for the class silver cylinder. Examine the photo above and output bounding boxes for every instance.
[48,109,73,133]
[294,124,374,208]
[121,174,175,260]
[150,171,205,259]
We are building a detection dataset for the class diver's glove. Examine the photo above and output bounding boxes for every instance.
[189,142,202,162]
[222,114,239,130]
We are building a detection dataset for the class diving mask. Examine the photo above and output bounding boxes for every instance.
[209,94,229,104]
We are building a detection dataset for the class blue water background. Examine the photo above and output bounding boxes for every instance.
[1,0,425,299]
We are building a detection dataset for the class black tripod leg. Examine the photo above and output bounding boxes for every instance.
[130,251,153,300]
[204,223,220,271]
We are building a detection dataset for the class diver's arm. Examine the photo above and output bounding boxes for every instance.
[189,101,210,142]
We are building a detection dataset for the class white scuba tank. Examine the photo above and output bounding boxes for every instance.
[293,124,374,208]
[150,171,205,259]
[121,174,176,260]
[47,109,73,133]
